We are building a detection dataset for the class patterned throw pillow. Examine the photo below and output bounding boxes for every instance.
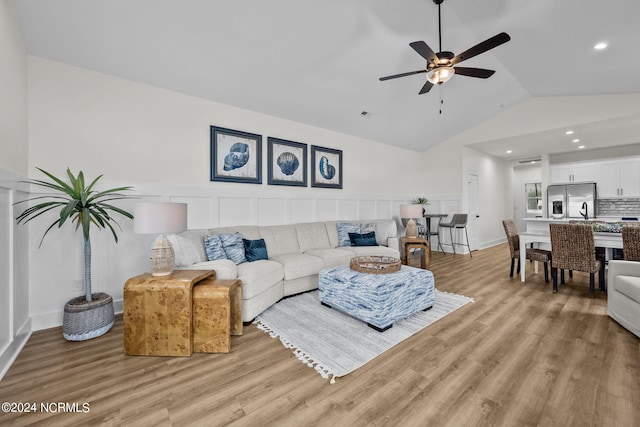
[219,232,247,264]
[360,223,376,234]
[243,238,269,262]
[337,222,361,247]
[204,234,227,261]
[348,231,378,247]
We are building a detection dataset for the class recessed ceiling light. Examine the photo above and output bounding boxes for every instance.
[565,130,574,135]
[530,161,536,164]
[594,42,608,50]
[578,145,585,149]
[572,139,580,143]
[506,150,512,154]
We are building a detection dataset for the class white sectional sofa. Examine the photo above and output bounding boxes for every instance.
[167,219,400,322]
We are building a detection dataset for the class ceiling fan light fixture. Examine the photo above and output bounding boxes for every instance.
[427,67,455,85]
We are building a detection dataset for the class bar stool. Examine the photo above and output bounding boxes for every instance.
[438,214,472,258]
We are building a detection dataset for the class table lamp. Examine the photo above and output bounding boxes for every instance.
[134,202,188,276]
[400,204,423,238]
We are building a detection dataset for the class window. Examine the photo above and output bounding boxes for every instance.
[525,183,543,215]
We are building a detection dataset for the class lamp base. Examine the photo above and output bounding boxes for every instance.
[405,218,418,238]
[150,234,175,276]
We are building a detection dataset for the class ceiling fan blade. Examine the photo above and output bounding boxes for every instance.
[379,70,427,81]
[450,32,511,66]
[409,41,439,66]
[419,80,434,95]
[454,67,496,79]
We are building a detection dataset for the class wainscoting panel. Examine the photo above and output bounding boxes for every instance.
[257,198,288,226]
[317,199,339,221]
[291,199,315,224]
[359,200,378,220]
[219,197,254,226]
[0,188,11,350]
[339,199,359,220]
[171,195,215,230]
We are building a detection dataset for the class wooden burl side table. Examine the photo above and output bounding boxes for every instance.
[400,236,431,270]
[192,279,243,353]
[123,270,216,356]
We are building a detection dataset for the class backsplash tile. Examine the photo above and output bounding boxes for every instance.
[597,198,640,217]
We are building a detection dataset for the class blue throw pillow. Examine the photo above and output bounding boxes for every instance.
[204,234,227,261]
[348,231,378,247]
[243,238,268,262]
[219,232,247,264]
[337,222,361,247]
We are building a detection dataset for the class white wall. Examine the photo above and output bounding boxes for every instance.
[0,0,28,175]
[0,0,30,380]
[24,57,429,331]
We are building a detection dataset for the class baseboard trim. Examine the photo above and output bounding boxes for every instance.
[0,318,32,381]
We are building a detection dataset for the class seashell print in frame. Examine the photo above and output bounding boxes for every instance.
[210,126,262,184]
[311,145,343,189]
[267,137,308,187]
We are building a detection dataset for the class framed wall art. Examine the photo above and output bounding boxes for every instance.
[267,137,307,187]
[311,145,343,189]
[210,126,262,184]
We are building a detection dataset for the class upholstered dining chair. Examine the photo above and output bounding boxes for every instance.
[622,225,640,261]
[549,223,605,297]
[502,220,551,282]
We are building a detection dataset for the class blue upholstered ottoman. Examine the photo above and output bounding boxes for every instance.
[318,265,435,331]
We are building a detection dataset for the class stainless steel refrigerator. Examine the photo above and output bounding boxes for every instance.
[547,183,597,219]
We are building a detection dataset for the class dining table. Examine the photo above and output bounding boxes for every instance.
[519,231,623,282]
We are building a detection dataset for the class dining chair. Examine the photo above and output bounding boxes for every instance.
[438,214,471,257]
[549,223,604,297]
[622,225,640,262]
[502,220,551,282]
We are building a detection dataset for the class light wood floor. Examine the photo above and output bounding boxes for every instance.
[1,243,639,426]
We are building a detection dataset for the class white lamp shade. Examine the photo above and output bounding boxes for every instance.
[400,204,423,219]
[134,202,188,234]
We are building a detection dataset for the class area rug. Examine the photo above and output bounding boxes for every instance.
[254,289,473,383]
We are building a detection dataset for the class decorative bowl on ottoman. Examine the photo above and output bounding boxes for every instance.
[319,264,435,332]
[349,255,401,274]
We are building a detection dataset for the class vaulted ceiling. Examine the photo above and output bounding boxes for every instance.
[13,0,640,160]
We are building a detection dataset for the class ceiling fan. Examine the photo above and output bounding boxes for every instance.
[379,0,511,95]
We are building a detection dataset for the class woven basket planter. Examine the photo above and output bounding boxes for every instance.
[63,292,114,341]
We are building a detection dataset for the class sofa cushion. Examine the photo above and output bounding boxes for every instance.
[178,259,238,279]
[296,222,331,252]
[243,238,269,262]
[260,225,300,257]
[349,231,378,246]
[269,253,325,280]
[166,230,208,267]
[208,225,261,240]
[236,259,284,299]
[369,220,398,246]
[617,275,640,303]
[337,222,361,247]
[345,245,400,258]
[204,234,227,261]
[304,248,354,268]
[219,232,247,264]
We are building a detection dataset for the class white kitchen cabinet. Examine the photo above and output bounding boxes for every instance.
[594,158,640,198]
[550,162,595,183]
[595,159,640,199]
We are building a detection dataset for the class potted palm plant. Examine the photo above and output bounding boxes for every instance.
[15,167,134,341]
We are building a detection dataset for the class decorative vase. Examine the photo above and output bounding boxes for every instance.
[62,292,115,341]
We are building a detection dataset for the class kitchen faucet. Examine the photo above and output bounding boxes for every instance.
[580,202,589,220]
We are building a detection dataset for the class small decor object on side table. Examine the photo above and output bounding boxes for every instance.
[15,167,135,341]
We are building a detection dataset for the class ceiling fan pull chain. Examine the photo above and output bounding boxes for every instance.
[439,85,444,114]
